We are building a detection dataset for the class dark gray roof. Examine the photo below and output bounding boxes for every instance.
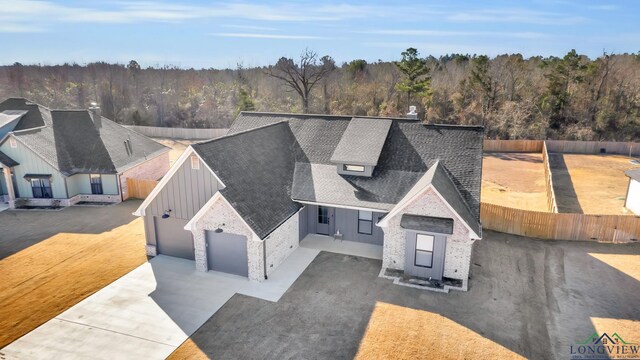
[330,117,392,166]
[1,98,169,176]
[626,169,640,182]
[230,112,484,223]
[0,98,48,130]
[192,122,302,239]
[429,162,482,237]
[0,150,18,167]
[292,163,421,210]
[400,214,454,234]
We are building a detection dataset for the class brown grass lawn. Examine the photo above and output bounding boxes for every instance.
[558,154,639,214]
[0,204,147,348]
[354,302,524,360]
[481,153,549,211]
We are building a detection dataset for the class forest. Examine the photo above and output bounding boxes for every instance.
[1,48,638,141]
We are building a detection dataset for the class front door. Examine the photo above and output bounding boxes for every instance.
[404,232,446,280]
[316,206,333,235]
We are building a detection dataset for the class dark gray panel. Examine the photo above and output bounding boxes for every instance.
[206,231,248,277]
[154,216,194,260]
[306,204,317,234]
[404,231,446,280]
[333,208,385,245]
[400,214,454,235]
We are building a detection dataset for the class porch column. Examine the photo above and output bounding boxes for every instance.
[3,167,16,206]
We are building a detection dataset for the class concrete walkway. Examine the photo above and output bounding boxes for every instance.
[1,247,321,359]
[0,203,9,213]
[300,234,383,260]
[1,256,247,360]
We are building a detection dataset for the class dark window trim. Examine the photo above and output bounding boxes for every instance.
[90,174,103,195]
[318,206,329,224]
[357,210,373,235]
[30,177,52,199]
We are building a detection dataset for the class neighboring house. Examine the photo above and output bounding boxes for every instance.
[0,98,170,207]
[134,112,484,291]
[624,169,640,215]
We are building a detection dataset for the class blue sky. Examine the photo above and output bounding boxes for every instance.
[1,0,638,69]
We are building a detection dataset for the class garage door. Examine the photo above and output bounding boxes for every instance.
[205,231,248,277]
[154,216,195,260]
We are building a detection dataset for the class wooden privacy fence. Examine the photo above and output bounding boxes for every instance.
[481,203,640,243]
[125,125,229,140]
[541,142,558,213]
[483,140,544,153]
[126,178,159,200]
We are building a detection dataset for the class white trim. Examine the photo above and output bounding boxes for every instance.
[183,191,258,240]
[132,146,225,216]
[377,183,481,239]
[293,199,390,213]
[1,134,62,175]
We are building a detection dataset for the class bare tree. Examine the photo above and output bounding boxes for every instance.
[265,49,335,113]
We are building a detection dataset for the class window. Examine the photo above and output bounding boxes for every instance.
[90,174,103,194]
[318,206,329,224]
[9,138,17,148]
[191,155,200,170]
[343,164,365,172]
[31,178,52,198]
[358,210,373,235]
[415,234,434,268]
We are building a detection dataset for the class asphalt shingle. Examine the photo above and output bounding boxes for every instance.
[330,117,392,166]
[0,150,18,167]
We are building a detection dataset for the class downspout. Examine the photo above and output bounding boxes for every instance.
[117,174,123,201]
[263,238,268,280]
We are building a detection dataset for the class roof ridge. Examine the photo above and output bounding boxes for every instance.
[195,120,288,146]
[437,162,478,220]
[239,111,485,129]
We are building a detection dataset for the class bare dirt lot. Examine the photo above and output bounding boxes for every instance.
[481,153,549,211]
[550,154,639,214]
[152,138,197,164]
[0,201,147,348]
[169,231,640,360]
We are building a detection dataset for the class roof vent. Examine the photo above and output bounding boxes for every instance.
[407,106,418,120]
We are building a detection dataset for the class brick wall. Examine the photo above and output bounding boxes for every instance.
[380,187,475,291]
[264,212,299,277]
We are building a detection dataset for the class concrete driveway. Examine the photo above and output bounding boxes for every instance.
[1,256,247,360]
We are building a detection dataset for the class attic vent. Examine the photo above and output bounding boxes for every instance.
[124,140,133,156]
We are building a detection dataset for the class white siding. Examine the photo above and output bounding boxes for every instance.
[626,179,640,215]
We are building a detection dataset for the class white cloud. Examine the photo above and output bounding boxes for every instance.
[358,29,549,39]
[212,33,328,40]
[447,8,586,25]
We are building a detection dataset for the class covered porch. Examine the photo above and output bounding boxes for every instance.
[299,233,382,260]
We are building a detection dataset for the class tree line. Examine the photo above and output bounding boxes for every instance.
[1,48,638,140]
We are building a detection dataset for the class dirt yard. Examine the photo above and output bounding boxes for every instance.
[168,232,640,359]
[550,154,639,214]
[152,138,197,164]
[481,153,549,211]
[0,201,147,348]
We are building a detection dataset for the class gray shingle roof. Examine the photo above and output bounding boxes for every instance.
[1,98,169,176]
[192,122,302,239]
[231,112,484,223]
[330,118,392,166]
[400,214,454,235]
[626,168,640,182]
[0,150,18,167]
[0,98,48,130]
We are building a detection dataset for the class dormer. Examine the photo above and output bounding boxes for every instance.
[330,117,392,177]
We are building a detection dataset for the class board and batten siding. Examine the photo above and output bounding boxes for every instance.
[67,174,118,196]
[147,156,222,220]
[0,136,67,199]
